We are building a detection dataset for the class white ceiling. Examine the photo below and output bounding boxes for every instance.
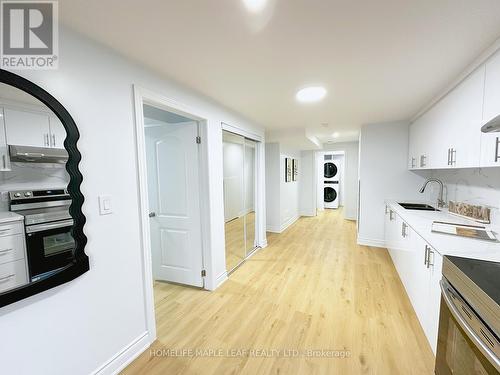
[61,0,500,144]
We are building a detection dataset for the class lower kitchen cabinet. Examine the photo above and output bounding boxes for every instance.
[385,205,443,353]
[0,220,29,293]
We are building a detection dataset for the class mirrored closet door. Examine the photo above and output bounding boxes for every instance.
[222,130,258,273]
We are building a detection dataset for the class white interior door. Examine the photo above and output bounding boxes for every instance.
[145,120,203,287]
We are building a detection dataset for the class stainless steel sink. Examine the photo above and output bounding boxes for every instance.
[398,203,440,211]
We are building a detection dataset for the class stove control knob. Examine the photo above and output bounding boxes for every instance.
[24,192,32,197]
[13,193,21,198]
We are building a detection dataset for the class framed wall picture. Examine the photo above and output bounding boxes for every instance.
[292,159,298,181]
[285,157,292,182]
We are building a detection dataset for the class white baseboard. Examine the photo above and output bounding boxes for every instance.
[213,271,228,290]
[92,332,151,375]
[357,236,386,248]
[266,224,281,233]
[299,209,316,217]
[280,215,299,232]
[266,215,300,234]
[259,239,268,249]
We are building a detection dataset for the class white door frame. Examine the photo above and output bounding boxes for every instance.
[221,122,267,258]
[133,85,212,343]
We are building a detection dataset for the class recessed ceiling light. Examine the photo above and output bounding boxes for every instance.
[296,86,327,103]
[242,0,267,13]
[332,132,340,138]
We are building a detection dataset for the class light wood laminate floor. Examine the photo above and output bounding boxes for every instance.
[123,209,435,375]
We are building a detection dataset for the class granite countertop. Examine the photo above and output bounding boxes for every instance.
[386,200,500,263]
[0,211,24,224]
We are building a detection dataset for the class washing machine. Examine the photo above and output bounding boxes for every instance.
[324,181,340,208]
[323,156,339,182]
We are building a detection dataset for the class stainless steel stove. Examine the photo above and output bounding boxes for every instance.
[9,189,75,282]
[436,256,500,374]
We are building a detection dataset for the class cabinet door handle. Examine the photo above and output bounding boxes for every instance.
[401,222,408,238]
[427,247,434,268]
[2,154,6,169]
[0,248,12,254]
[44,133,49,146]
[451,148,456,166]
[0,274,14,282]
[52,134,56,147]
[420,154,426,167]
[389,210,395,221]
[447,148,451,166]
[424,245,429,266]
[411,157,416,168]
[495,137,499,163]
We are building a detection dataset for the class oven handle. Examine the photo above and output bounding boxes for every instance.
[26,219,74,234]
[440,280,500,372]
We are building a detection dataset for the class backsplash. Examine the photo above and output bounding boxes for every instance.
[0,163,69,211]
[428,168,500,232]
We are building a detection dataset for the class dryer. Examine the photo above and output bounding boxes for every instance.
[323,155,340,181]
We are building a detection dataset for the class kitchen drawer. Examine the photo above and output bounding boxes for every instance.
[0,234,25,265]
[0,259,28,293]
[0,221,23,237]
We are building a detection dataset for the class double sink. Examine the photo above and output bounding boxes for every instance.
[398,202,440,212]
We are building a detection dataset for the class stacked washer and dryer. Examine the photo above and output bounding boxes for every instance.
[323,155,340,209]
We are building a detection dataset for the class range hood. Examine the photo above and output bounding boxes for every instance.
[481,114,500,133]
[9,145,68,163]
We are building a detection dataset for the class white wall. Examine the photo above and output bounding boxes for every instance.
[0,28,265,375]
[265,143,280,232]
[358,122,426,247]
[322,142,359,220]
[299,150,316,216]
[265,143,300,232]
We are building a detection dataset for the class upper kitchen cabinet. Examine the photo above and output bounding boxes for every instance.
[4,108,51,148]
[408,65,485,170]
[49,115,66,148]
[481,50,500,167]
[436,66,484,169]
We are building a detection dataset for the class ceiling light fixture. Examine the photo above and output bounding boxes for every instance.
[332,132,340,138]
[296,86,327,103]
[242,0,268,13]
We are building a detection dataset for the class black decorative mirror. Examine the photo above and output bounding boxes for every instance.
[0,70,88,308]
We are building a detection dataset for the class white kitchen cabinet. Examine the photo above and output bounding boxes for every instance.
[0,107,11,171]
[385,212,443,354]
[426,248,443,354]
[0,259,28,293]
[440,67,484,169]
[408,59,486,170]
[4,108,51,147]
[481,49,500,167]
[0,220,28,293]
[49,115,66,148]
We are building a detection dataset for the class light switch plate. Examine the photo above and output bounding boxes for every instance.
[98,195,112,215]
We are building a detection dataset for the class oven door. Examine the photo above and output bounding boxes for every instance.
[435,279,500,374]
[26,219,75,281]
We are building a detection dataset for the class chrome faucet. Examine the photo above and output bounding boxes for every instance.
[419,178,446,208]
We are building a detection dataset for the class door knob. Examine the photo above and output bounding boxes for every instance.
[149,212,156,218]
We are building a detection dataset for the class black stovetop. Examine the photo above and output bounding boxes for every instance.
[447,255,500,306]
